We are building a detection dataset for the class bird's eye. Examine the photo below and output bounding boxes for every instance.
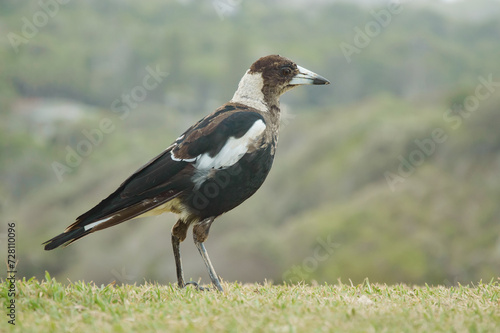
[280,66,292,77]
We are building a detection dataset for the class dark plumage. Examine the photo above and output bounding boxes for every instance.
[44,55,330,291]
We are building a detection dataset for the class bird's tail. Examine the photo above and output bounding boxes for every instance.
[43,227,91,250]
[43,190,184,251]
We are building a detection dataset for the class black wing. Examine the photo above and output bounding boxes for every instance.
[44,103,265,249]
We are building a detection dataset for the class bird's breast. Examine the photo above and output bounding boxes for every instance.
[183,144,275,218]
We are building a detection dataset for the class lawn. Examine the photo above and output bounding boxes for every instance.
[1,273,499,332]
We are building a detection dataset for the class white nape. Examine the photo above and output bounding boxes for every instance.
[230,70,267,112]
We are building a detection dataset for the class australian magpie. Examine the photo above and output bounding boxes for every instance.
[44,55,330,292]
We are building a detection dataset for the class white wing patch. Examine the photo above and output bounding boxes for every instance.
[171,154,196,163]
[195,119,266,170]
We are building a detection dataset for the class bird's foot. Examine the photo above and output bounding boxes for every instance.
[184,281,209,291]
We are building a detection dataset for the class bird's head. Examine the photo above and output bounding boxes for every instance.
[231,55,330,113]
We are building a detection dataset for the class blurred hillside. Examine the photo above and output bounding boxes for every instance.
[1,0,500,286]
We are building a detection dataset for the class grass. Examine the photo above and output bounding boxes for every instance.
[1,273,499,332]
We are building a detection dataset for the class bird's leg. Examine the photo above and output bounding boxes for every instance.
[193,217,223,292]
[171,220,190,289]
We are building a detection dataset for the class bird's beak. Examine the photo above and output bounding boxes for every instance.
[289,65,330,85]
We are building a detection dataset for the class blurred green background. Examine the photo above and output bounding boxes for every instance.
[1,0,500,286]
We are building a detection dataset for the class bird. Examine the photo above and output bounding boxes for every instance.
[43,55,330,292]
